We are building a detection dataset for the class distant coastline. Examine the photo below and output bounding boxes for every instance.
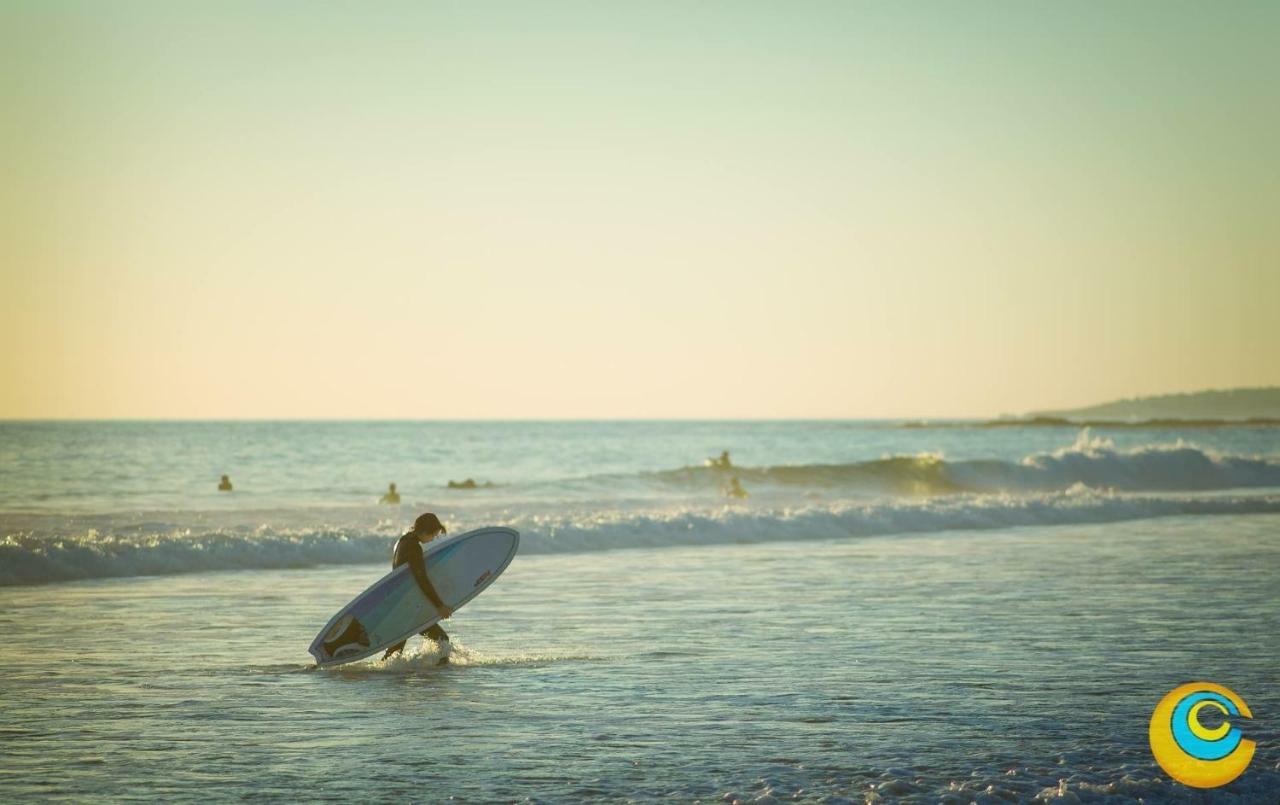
[902,386,1280,429]
[1028,386,1280,421]
[900,416,1280,429]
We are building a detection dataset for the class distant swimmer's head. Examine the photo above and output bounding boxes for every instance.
[388,482,397,492]
[218,474,233,491]
[413,512,447,541]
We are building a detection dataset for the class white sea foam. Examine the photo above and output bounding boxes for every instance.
[1006,429,1280,491]
[4,488,1278,586]
[335,641,602,673]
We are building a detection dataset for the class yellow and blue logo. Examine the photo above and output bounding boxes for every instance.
[1149,682,1254,789]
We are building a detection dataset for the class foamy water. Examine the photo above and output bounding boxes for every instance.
[1,421,1278,800]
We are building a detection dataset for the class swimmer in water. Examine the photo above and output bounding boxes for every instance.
[382,512,453,663]
[448,478,481,489]
[725,476,748,498]
[379,482,401,505]
[218,475,233,492]
[707,450,731,469]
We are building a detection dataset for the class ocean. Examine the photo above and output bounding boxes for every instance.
[1,420,1278,801]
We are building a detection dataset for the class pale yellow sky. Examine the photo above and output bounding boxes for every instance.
[2,2,1277,418]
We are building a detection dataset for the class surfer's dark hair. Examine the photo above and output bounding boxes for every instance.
[413,512,445,535]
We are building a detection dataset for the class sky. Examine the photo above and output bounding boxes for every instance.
[2,1,1277,419]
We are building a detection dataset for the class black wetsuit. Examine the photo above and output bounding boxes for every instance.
[386,533,449,655]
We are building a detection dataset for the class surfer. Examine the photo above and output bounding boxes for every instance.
[379,482,401,505]
[707,450,732,469]
[448,478,495,489]
[382,512,454,661]
[725,476,748,498]
[218,474,233,492]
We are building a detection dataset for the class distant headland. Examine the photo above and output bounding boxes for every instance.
[902,387,1280,428]
[1028,387,1280,421]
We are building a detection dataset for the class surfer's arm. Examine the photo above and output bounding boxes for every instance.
[408,553,451,616]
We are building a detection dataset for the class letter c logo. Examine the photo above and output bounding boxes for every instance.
[1149,682,1254,788]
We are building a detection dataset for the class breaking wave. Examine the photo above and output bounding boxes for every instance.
[4,489,1279,586]
[649,432,1280,495]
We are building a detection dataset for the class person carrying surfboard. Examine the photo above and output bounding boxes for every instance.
[382,512,454,660]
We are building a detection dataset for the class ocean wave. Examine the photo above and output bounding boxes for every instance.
[649,454,962,495]
[648,432,1280,495]
[900,415,1280,428]
[4,490,1279,586]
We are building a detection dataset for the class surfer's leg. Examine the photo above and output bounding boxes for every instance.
[421,623,451,664]
[382,639,407,660]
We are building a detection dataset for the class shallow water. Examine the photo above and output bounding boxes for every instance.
[2,514,1276,801]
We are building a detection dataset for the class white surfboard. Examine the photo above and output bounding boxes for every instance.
[309,526,519,667]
